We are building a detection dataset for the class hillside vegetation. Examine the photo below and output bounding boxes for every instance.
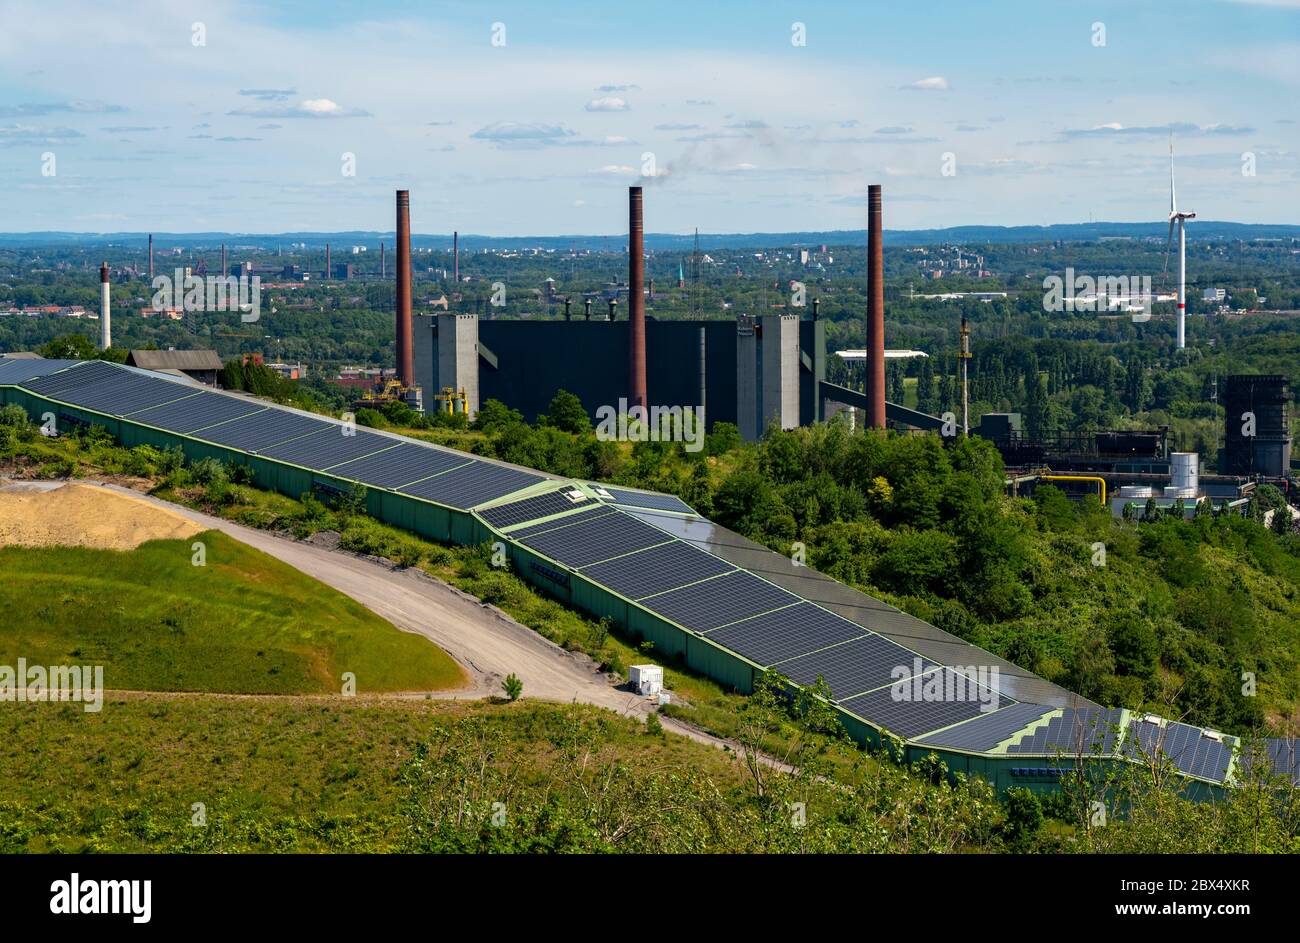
[0,529,464,694]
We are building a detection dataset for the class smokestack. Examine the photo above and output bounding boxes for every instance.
[453,231,459,284]
[221,243,227,277]
[99,261,111,350]
[326,243,332,280]
[381,242,385,279]
[608,298,617,321]
[564,298,571,321]
[866,184,886,429]
[585,298,592,320]
[147,234,153,282]
[628,186,647,410]
[396,190,414,387]
[812,297,820,321]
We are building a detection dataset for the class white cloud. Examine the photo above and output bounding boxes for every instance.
[903,76,949,91]
[585,96,629,112]
[238,88,295,101]
[471,121,578,147]
[228,98,370,118]
[0,100,124,117]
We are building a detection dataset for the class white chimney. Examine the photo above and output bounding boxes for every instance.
[99,261,111,350]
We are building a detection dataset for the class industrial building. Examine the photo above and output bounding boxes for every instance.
[416,183,937,440]
[1223,375,1292,477]
[4,352,1297,797]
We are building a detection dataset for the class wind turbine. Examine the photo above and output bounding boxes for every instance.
[1163,138,1196,349]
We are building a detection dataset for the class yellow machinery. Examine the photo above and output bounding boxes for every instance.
[353,378,420,411]
[434,386,469,415]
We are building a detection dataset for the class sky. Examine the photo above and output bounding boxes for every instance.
[0,0,1297,236]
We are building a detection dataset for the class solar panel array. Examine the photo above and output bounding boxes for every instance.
[328,441,472,489]
[479,488,595,530]
[127,389,266,433]
[1125,720,1235,782]
[839,668,1015,740]
[773,633,938,703]
[1004,708,1125,756]
[516,508,672,568]
[600,486,695,514]
[706,601,867,668]
[508,505,615,540]
[579,538,735,600]
[915,702,1055,752]
[397,460,544,510]
[24,360,197,416]
[261,426,398,470]
[641,570,800,634]
[197,408,329,453]
[0,358,81,384]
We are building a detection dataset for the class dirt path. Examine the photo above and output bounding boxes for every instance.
[1,478,791,769]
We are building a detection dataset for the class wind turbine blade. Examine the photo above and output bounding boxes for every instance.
[1169,139,1177,215]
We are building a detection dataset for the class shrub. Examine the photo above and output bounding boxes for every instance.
[189,457,226,486]
[0,404,28,429]
[502,673,523,701]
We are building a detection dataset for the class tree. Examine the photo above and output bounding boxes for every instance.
[544,389,589,434]
[39,333,98,360]
[502,673,523,702]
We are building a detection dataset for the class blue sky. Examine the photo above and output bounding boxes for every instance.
[0,0,1296,235]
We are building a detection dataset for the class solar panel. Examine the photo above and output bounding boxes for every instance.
[0,358,81,384]
[197,408,332,453]
[839,668,1015,739]
[516,508,672,568]
[640,570,800,633]
[600,486,695,514]
[260,427,399,470]
[1124,720,1235,782]
[24,362,198,416]
[578,539,734,600]
[20,359,122,397]
[479,488,596,529]
[1005,708,1124,756]
[327,442,473,490]
[398,460,543,510]
[507,506,617,540]
[915,702,1054,752]
[771,633,937,702]
[126,390,266,433]
[705,601,867,668]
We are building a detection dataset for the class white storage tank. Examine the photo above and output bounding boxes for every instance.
[629,664,663,697]
[1170,452,1199,495]
[1117,485,1156,499]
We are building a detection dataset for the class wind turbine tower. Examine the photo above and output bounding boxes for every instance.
[1166,140,1196,350]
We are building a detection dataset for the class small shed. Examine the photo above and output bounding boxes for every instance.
[628,664,663,697]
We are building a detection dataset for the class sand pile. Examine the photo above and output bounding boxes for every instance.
[0,483,203,549]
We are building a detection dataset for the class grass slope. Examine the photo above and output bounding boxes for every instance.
[0,530,464,694]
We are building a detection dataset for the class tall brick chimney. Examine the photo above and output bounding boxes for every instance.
[395,190,414,387]
[628,186,647,411]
